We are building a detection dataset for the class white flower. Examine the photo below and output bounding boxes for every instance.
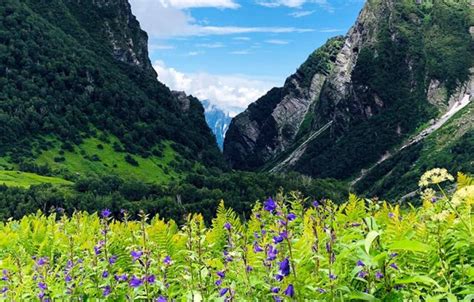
[451,185,474,207]
[431,210,450,222]
[419,168,454,187]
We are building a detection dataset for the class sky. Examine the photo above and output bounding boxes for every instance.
[129,0,365,115]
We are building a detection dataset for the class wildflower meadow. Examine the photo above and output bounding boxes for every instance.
[0,169,473,301]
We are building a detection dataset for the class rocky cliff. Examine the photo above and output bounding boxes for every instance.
[224,0,473,197]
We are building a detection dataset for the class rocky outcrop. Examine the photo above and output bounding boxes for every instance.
[224,37,344,170]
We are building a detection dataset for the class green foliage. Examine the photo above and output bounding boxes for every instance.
[0,170,347,224]
[292,0,473,183]
[0,171,72,188]
[0,171,472,300]
[0,0,225,174]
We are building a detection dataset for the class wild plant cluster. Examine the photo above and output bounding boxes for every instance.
[0,169,472,301]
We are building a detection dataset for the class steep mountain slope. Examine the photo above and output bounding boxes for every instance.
[224,0,473,198]
[201,100,232,150]
[0,0,225,182]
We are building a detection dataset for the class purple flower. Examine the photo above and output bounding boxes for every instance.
[147,275,156,284]
[312,200,320,208]
[375,271,384,280]
[318,288,326,293]
[279,219,287,226]
[94,246,101,255]
[101,209,112,218]
[129,276,143,288]
[358,271,368,278]
[219,287,229,297]
[275,274,284,281]
[38,282,47,290]
[284,284,294,297]
[388,212,395,219]
[329,273,337,280]
[102,271,109,278]
[356,260,365,267]
[246,265,253,272]
[157,296,167,302]
[390,252,398,258]
[115,274,128,282]
[271,287,280,293]
[1,287,7,293]
[131,250,143,261]
[287,213,296,221]
[253,242,264,253]
[224,222,231,231]
[273,235,284,244]
[264,198,277,212]
[163,255,172,265]
[65,275,72,282]
[37,257,48,266]
[217,271,225,278]
[267,245,278,261]
[108,255,118,265]
[350,222,361,227]
[215,279,223,286]
[102,285,111,297]
[431,197,437,203]
[390,263,399,270]
[278,258,290,277]
[325,242,331,253]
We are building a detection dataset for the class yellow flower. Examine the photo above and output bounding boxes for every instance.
[451,185,474,207]
[419,168,454,187]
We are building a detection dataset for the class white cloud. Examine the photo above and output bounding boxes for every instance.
[229,50,251,55]
[187,51,205,56]
[265,39,289,45]
[129,0,313,37]
[158,0,239,9]
[149,43,175,50]
[196,42,225,48]
[154,61,278,115]
[233,36,251,41]
[289,10,315,18]
[256,0,332,11]
[318,28,343,33]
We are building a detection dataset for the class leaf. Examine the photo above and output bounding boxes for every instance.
[348,292,378,301]
[364,231,380,254]
[395,275,440,288]
[389,240,430,252]
[463,295,474,302]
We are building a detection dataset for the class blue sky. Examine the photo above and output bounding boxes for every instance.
[129,0,365,115]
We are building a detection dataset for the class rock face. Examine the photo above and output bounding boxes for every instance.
[224,0,473,193]
[224,37,345,169]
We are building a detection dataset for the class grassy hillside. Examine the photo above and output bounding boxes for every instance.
[355,101,474,199]
[0,171,72,188]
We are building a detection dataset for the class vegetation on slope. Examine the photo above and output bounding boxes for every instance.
[0,171,72,188]
[355,102,474,200]
[0,171,346,223]
[0,0,225,181]
[0,169,472,300]
[295,0,473,182]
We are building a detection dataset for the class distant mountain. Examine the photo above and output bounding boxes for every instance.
[0,0,225,182]
[224,0,474,199]
[201,100,232,150]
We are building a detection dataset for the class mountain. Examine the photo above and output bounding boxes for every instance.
[201,100,232,150]
[224,0,474,198]
[0,0,225,183]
